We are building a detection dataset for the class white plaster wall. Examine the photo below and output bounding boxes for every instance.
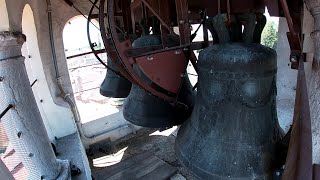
[3,0,139,146]
[276,18,298,132]
[21,4,76,140]
[2,0,99,139]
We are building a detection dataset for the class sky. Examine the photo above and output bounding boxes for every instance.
[63,8,280,50]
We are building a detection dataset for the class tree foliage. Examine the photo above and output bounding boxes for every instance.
[261,21,278,49]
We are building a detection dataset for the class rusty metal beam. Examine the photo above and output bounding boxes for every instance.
[176,0,190,45]
[313,164,320,180]
[282,57,313,180]
[187,0,265,17]
[101,0,181,101]
[159,0,170,48]
[124,41,210,58]
[141,0,174,33]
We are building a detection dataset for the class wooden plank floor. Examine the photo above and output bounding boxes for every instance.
[93,151,177,180]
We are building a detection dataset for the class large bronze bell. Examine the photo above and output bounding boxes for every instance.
[100,34,136,98]
[123,34,195,128]
[175,43,284,179]
[100,57,132,98]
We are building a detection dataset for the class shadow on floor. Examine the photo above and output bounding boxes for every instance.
[89,128,198,180]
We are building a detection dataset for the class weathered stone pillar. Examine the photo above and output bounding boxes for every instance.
[0,159,14,180]
[306,0,320,67]
[0,31,70,179]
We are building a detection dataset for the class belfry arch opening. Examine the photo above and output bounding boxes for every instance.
[63,16,123,124]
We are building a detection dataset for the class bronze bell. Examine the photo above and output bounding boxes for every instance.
[175,43,284,179]
[123,34,195,128]
[100,57,132,98]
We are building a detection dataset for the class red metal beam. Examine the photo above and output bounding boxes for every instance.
[176,0,190,45]
[313,165,320,180]
[141,0,174,33]
[282,58,313,180]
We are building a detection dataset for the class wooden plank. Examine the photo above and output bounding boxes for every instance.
[134,157,166,179]
[94,151,153,179]
[140,162,178,180]
[106,155,163,180]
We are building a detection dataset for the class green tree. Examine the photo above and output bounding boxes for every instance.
[261,21,278,49]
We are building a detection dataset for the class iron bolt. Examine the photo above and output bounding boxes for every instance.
[0,76,4,82]
[17,132,22,138]
[175,50,182,55]
[290,56,298,63]
[188,10,191,14]
[147,56,153,61]
[179,20,185,24]
[28,153,34,158]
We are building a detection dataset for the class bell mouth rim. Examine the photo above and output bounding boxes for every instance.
[174,141,272,180]
[99,89,130,98]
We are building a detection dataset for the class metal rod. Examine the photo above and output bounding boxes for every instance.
[279,0,296,34]
[72,4,100,30]
[0,104,13,119]
[30,79,38,87]
[69,63,105,71]
[88,0,99,9]
[86,0,127,36]
[227,0,231,24]
[187,73,198,76]
[66,49,105,59]
[141,0,174,34]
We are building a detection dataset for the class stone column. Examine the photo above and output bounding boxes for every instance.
[0,31,70,179]
[306,0,320,68]
[0,159,14,180]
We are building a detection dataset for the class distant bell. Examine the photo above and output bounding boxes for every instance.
[100,57,132,98]
[123,34,195,128]
[175,43,284,179]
